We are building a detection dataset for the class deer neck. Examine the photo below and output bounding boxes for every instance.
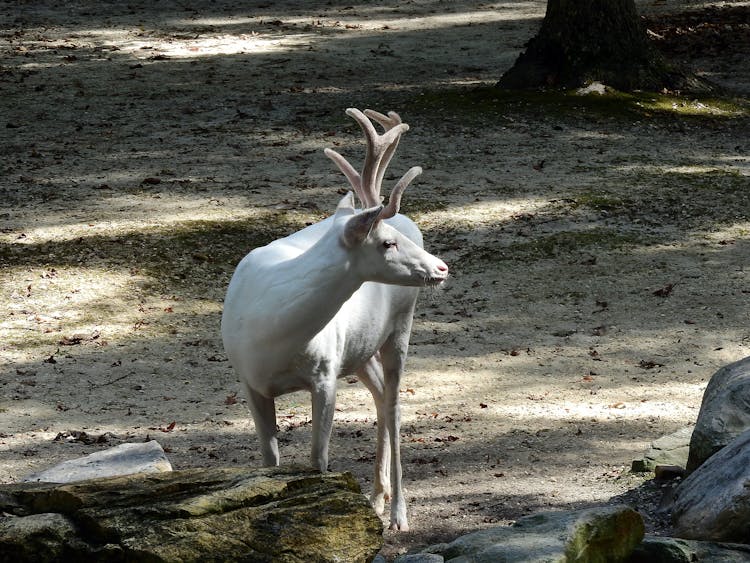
[269,239,361,342]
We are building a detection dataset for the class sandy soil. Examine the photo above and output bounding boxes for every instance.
[2,0,749,558]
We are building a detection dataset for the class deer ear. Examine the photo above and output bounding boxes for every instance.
[341,205,383,247]
[335,191,356,217]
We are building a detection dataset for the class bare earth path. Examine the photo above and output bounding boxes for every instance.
[2,0,749,558]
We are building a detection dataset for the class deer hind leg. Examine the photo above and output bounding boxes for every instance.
[358,354,391,515]
[245,384,279,467]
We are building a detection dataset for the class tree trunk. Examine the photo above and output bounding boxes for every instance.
[497,0,677,91]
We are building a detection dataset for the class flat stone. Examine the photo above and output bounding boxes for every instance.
[632,426,693,473]
[22,441,172,483]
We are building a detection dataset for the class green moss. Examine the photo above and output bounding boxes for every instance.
[572,192,631,212]
[408,86,749,124]
[459,229,645,269]
[511,230,644,259]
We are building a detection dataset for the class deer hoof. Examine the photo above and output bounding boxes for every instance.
[371,494,386,515]
[388,520,409,532]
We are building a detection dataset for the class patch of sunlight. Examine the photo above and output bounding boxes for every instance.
[661,165,742,175]
[638,97,748,118]
[2,194,261,245]
[179,5,541,35]
[417,197,550,226]
[2,266,149,355]
[487,391,698,423]
[704,222,750,241]
[616,163,738,176]
[126,34,315,59]
[57,27,314,59]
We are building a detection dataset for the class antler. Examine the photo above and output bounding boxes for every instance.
[325,108,422,217]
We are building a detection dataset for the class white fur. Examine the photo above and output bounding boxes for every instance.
[221,108,447,531]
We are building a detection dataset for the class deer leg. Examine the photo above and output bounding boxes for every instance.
[358,355,391,515]
[310,378,337,472]
[380,334,411,532]
[245,385,279,466]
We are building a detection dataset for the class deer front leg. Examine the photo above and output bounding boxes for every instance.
[245,385,280,466]
[310,377,337,472]
[358,356,391,515]
[381,339,410,532]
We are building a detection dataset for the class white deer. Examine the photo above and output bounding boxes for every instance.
[221,108,448,531]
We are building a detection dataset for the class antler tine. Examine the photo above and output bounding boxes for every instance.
[364,110,406,194]
[381,166,422,220]
[345,108,409,208]
[324,148,365,204]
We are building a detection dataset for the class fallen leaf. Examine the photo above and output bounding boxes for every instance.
[653,283,675,298]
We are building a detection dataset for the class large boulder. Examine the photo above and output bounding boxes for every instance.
[0,466,383,562]
[628,535,750,562]
[686,356,750,472]
[672,428,750,543]
[409,505,644,562]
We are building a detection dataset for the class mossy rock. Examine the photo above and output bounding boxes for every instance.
[0,466,383,563]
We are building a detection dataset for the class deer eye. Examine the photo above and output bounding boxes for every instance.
[383,240,398,249]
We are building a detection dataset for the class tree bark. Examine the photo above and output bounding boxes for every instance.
[497,0,678,91]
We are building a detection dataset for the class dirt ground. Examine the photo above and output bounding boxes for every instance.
[2,0,749,558]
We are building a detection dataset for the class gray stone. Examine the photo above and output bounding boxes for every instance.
[22,440,172,483]
[628,535,750,562]
[0,513,81,561]
[632,427,693,473]
[672,428,750,543]
[687,356,750,472]
[1,466,383,562]
[394,555,445,563]
[419,505,644,562]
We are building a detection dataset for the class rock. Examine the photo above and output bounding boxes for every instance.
[394,555,445,563]
[576,81,609,95]
[686,356,750,472]
[654,465,686,482]
[672,428,750,543]
[628,535,750,562]
[0,466,383,562]
[632,427,693,473]
[0,513,84,561]
[418,505,644,562]
[22,441,172,483]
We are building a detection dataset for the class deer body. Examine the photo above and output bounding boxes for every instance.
[221,109,447,531]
